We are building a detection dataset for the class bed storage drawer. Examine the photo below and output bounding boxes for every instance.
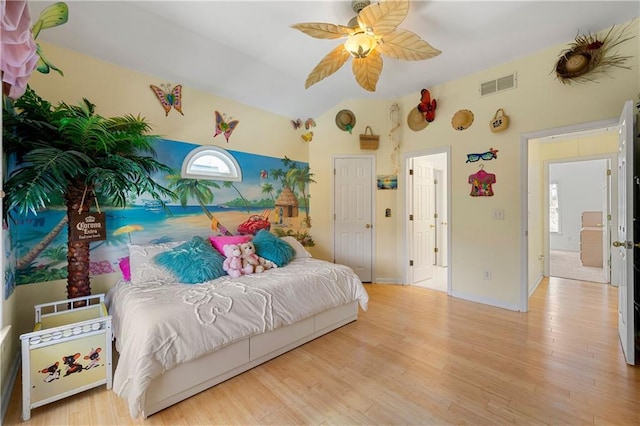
[145,338,250,406]
[315,301,358,331]
[20,294,112,421]
[250,317,314,360]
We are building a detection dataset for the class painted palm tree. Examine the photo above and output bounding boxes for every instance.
[288,165,316,228]
[261,182,276,204]
[165,174,219,219]
[3,87,175,301]
[15,216,68,270]
[220,181,250,213]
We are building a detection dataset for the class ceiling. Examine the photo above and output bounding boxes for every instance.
[29,1,639,118]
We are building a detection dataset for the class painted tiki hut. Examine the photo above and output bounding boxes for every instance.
[275,187,299,218]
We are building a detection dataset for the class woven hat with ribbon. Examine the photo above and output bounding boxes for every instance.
[359,126,379,150]
[489,108,509,133]
[335,109,356,133]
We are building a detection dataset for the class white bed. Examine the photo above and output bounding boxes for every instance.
[106,256,369,419]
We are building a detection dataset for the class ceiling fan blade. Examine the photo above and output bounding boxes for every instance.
[357,0,409,36]
[305,44,351,89]
[352,50,383,92]
[291,22,353,40]
[377,29,442,61]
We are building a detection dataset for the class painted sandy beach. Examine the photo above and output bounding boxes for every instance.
[160,208,308,238]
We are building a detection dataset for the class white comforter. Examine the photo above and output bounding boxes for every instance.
[106,257,368,418]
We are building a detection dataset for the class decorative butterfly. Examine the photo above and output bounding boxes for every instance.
[214,111,239,143]
[301,132,314,142]
[291,118,303,130]
[31,2,69,76]
[304,118,316,130]
[150,84,184,116]
[417,89,437,122]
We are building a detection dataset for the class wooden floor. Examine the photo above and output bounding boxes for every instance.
[6,278,640,425]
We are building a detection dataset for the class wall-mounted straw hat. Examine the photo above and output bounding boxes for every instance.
[451,109,474,131]
[335,109,356,132]
[407,107,428,131]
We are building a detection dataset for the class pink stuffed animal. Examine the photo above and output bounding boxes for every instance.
[222,244,244,278]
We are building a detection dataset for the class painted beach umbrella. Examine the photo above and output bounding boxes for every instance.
[113,224,144,243]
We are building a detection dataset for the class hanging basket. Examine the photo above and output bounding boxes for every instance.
[359,126,379,150]
[489,108,509,133]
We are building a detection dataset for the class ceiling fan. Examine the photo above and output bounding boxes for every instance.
[291,0,441,92]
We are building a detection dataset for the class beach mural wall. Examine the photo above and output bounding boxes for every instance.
[7,139,313,286]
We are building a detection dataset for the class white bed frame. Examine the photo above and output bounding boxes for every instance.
[138,300,358,418]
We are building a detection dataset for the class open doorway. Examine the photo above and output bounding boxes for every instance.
[404,148,451,293]
[522,119,619,311]
[547,158,612,284]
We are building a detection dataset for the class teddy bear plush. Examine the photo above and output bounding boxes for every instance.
[258,256,277,271]
[240,241,263,274]
[222,244,244,278]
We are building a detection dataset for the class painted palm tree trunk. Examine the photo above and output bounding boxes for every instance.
[16,216,68,270]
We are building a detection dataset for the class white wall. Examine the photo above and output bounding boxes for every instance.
[549,159,607,252]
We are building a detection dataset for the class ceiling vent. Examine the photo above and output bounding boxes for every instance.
[480,73,517,97]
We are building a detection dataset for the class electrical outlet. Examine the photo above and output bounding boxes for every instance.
[483,270,491,280]
[492,209,505,220]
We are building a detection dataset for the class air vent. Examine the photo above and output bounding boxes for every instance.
[480,73,517,97]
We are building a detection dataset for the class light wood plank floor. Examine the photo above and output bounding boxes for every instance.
[6,278,640,425]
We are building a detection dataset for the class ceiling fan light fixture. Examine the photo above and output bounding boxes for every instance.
[344,32,377,58]
[293,0,440,91]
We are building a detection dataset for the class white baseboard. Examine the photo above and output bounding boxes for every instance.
[450,290,521,312]
[1,351,20,423]
[529,274,544,297]
[372,278,400,284]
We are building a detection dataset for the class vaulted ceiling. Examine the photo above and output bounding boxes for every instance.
[30,1,639,118]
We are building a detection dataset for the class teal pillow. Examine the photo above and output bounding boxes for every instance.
[154,236,226,284]
[253,230,295,267]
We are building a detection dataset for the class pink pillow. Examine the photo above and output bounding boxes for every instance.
[209,235,252,255]
[118,256,131,281]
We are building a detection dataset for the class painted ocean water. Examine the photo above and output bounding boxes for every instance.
[11,205,281,284]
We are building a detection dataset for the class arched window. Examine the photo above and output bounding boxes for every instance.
[181,146,242,182]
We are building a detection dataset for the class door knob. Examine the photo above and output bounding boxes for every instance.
[430,224,435,228]
[365,224,371,229]
[612,241,640,249]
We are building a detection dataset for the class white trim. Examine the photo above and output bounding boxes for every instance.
[548,180,560,234]
[181,146,242,182]
[402,146,452,294]
[374,278,401,284]
[1,338,19,424]
[450,290,521,312]
[529,274,544,298]
[520,117,619,313]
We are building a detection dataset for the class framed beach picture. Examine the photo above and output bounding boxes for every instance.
[377,175,397,190]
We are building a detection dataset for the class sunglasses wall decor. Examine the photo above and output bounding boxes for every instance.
[466,148,498,163]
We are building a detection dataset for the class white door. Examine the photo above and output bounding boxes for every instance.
[411,157,435,282]
[333,157,374,282]
[615,100,635,365]
[601,164,611,283]
[435,169,448,267]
